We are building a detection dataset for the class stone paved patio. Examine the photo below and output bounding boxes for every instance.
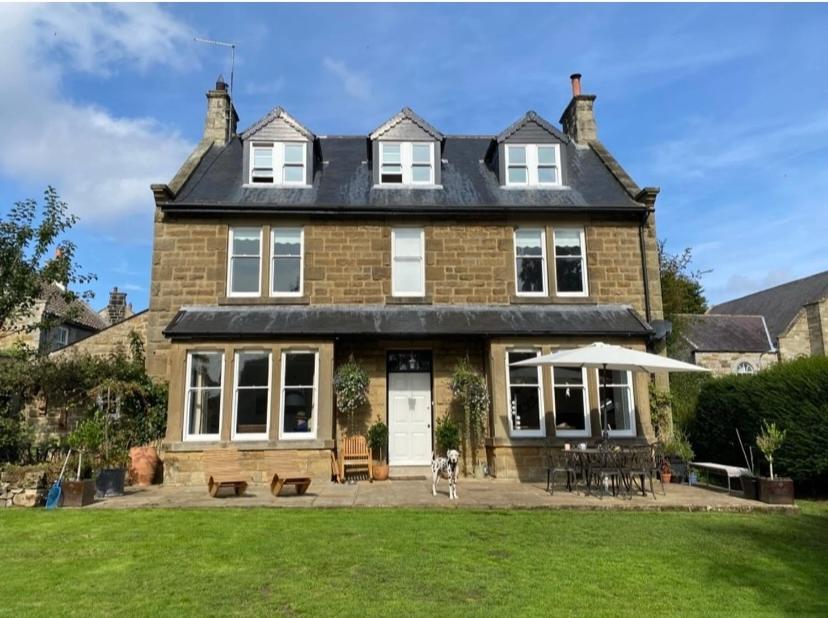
[87,479,797,512]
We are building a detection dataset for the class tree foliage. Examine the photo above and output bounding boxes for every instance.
[333,356,370,434]
[658,241,708,318]
[0,187,95,335]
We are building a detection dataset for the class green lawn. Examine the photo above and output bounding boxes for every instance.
[1,503,826,616]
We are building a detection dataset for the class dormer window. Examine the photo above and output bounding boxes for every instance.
[505,144,561,187]
[379,142,435,185]
[249,142,308,185]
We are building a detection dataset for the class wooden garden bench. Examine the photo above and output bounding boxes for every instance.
[338,435,373,483]
[203,449,249,497]
[263,453,312,497]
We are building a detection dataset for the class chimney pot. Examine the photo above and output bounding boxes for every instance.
[570,73,582,97]
[216,75,227,91]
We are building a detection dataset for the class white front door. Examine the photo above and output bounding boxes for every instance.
[388,372,432,465]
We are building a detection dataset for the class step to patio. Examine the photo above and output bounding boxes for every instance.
[389,465,431,480]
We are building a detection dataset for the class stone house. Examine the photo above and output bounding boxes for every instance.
[672,314,776,376]
[148,74,666,485]
[710,270,828,361]
[0,283,108,354]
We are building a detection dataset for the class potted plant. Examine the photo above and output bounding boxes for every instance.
[64,415,103,506]
[367,420,389,481]
[735,428,760,500]
[435,416,460,457]
[92,383,129,497]
[661,430,694,484]
[333,356,370,435]
[123,380,168,486]
[756,421,794,505]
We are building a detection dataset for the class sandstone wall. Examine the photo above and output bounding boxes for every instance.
[693,351,777,376]
[50,311,148,359]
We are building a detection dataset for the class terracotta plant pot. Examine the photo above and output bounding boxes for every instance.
[660,467,672,485]
[759,477,795,505]
[129,446,160,486]
[61,479,96,507]
[373,463,390,481]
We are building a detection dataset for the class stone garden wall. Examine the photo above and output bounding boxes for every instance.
[0,466,48,508]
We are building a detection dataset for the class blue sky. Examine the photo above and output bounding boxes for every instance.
[1,3,826,312]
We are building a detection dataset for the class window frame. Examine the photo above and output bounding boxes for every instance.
[735,362,755,375]
[391,227,426,298]
[279,350,320,440]
[553,227,589,297]
[227,227,263,298]
[504,143,563,187]
[552,365,591,438]
[55,326,69,347]
[270,227,304,297]
[183,351,225,442]
[231,350,272,442]
[513,227,548,297]
[248,141,308,186]
[598,368,636,438]
[505,349,546,438]
[379,141,435,186]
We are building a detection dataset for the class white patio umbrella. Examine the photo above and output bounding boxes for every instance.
[511,342,709,439]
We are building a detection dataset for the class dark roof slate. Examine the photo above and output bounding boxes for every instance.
[164,304,652,340]
[678,314,774,353]
[709,270,828,341]
[169,136,642,211]
[42,283,109,331]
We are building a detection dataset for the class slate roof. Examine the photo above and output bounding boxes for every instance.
[709,270,828,341]
[677,314,774,353]
[42,283,109,331]
[163,304,653,340]
[166,136,642,212]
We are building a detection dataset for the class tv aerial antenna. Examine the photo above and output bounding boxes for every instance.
[194,36,237,95]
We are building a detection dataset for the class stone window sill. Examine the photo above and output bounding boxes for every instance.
[509,295,597,305]
[164,439,334,452]
[219,296,310,306]
[385,295,433,305]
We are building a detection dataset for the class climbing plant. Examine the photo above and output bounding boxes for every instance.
[450,358,490,475]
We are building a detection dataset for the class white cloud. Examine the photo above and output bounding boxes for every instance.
[322,57,372,101]
[0,4,197,225]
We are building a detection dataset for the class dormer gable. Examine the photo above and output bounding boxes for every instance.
[495,111,568,188]
[241,107,315,187]
[369,108,443,187]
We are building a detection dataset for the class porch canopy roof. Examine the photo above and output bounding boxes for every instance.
[163,304,653,340]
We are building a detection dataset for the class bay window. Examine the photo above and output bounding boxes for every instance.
[280,351,318,439]
[228,227,262,297]
[391,228,425,297]
[184,352,224,440]
[506,350,545,437]
[553,228,587,296]
[514,228,547,295]
[552,366,590,437]
[598,369,636,437]
[271,228,303,296]
[232,351,271,440]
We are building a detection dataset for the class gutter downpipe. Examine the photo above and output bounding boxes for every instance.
[639,208,654,327]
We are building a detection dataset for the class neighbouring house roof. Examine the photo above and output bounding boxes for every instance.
[677,314,774,353]
[369,107,444,141]
[495,110,570,143]
[709,270,828,342]
[163,304,653,340]
[163,136,643,213]
[42,283,109,331]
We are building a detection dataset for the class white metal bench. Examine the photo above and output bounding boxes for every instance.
[688,462,750,495]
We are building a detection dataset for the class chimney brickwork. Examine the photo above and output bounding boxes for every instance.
[560,73,598,144]
[203,77,238,146]
[107,287,128,325]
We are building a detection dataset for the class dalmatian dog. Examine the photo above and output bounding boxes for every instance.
[432,449,460,500]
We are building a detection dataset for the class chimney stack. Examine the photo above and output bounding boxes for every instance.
[107,286,128,325]
[203,75,239,145]
[560,73,597,145]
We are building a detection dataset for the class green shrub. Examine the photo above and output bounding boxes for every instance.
[435,416,460,455]
[691,356,828,491]
[366,420,388,462]
[670,372,713,430]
